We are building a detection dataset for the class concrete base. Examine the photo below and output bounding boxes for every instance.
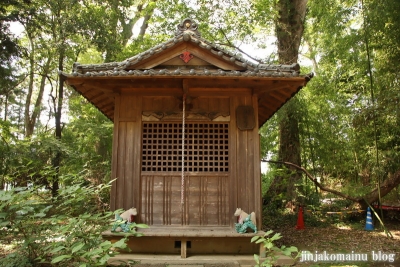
[107,253,295,267]
[103,228,265,258]
[103,227,295,266]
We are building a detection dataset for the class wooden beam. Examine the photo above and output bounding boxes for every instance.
[269,90,290,103]
[79,87,118,102]
[254,80,301,94]
[91,78,183,90]
[184,78,272,89]
[120,88,183,96]
[110,95,120,210]
[131,42,244,71]
[184,44,244,70]
[65,78,85,86]
[94,96,113,108]
[182,79,189,94]
[189,88,251,97]
[69,76,305,92]
[131,42,189,69]
[102,105,114,115]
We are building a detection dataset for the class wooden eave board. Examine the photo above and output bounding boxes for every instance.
[257,85,303,126]
[127,42,245,71]
[65,75,306,125]
[66,76,305,89]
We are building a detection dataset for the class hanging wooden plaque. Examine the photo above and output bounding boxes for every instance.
[236,106,255,130]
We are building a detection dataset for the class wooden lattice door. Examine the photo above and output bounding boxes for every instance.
[140,122,230,226]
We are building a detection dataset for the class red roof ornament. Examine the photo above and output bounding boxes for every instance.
[180,51,194,63]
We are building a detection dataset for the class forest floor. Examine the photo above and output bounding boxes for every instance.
[274,219,400,267]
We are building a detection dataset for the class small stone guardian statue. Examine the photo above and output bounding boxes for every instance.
[234,208,257,234]
[111,208,137,233]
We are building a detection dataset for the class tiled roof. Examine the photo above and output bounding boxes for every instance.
[64,18,303,78]
[68,66,303,78]
[61,18,313,125]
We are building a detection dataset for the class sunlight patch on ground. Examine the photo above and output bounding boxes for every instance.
[377,229,400,239]
[0,243,15,253]
[335,224,353,230]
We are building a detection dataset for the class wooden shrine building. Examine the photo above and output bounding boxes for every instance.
[61,19,312,258]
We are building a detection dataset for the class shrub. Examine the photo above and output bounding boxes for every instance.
[0,181,142,266]
[252,230,299,267]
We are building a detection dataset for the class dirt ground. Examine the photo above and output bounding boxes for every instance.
[275,221,400,267]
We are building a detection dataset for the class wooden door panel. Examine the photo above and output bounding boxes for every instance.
[141,175,181,225]
[141,175,229,226]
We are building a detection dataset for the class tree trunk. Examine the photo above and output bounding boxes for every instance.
[362,171,400,209]
[24,32,36,137]
[52,50,65,198]
[105,1,155,62]
[24,33,51,137]
[266,0,308,201]
[3,91,9,121]
[138,4,155,38]
[276,0,307,64]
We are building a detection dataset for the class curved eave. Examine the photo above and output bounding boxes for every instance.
[257,84,305,127]
[61,72,313,126]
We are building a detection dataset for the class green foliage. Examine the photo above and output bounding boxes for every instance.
[63,94,113,186]
[302,0,400,186]
[0,252,32,267]
[262,204,297,229]
[258,0,400,206]
[252,230,299,267]
[153,0,265,55]
[0,2,20,92]
[0,180,143,266]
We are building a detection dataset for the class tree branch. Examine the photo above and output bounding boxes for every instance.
[216,27,264,64]
[263,160,400,209]
[263,160,360,202]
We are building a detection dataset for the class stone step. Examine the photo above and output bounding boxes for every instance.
[107,253,295,267]
[108,254,246,266]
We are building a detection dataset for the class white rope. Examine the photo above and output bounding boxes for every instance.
[181,94,186,205]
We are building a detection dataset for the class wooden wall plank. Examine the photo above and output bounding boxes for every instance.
[140,174,229,226]
[229,97,238,227]
[236,96,251,212]
[232,94,261,223]
[142,96,180,111]
[246,103,256,216]
[111,95,143,212]
[123,122,135,209]
[132,96,142,216]
[252,94,262,228]
[120,95,137,120]
[187,176,201,225]
[141,175,182,225]
[193,97,209,111]
[116,122,127,210]
[110,95,120,210]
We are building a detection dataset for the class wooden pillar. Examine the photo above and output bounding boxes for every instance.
[110,94,121,211]
[259,243,266,258]
[181,240,187,258]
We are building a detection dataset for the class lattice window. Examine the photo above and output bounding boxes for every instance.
[142,122,229,172]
